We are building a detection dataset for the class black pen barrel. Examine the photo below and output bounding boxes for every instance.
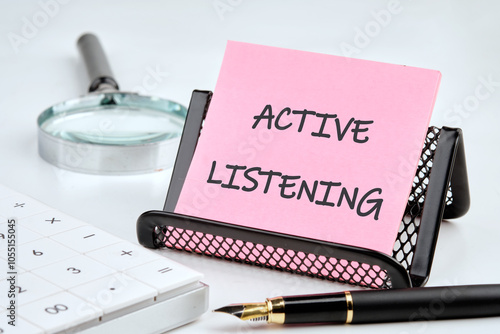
[282,293,347,324]
[350,284,500,323]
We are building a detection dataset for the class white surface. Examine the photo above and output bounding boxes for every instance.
[0,0,499,333]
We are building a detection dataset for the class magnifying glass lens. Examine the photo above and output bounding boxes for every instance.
[38,93,186,146]
[37,92,188,174]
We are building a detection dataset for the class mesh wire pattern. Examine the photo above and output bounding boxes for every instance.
[154,127,442,289]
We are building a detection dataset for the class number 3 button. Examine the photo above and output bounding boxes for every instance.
[32,255,116,289]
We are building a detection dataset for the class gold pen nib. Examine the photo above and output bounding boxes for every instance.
[213,302,269,322]
[213,297,286,324]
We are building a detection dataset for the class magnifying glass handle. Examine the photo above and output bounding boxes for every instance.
[77,33,120,93]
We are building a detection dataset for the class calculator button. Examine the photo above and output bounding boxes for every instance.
[0,311,44,334]
[50,225,121,253]
[21,210,85,237]
[0,272,62,306]
[0,222,43,251]
[15,238,79,270]
[0,196,50,219]
[32,255,116,289]
[19,291,102,333]
[71,273,157,314]
[87,241,162,271]
[125,258,203,293]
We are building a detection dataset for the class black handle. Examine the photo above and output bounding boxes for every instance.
[77,33,119,92]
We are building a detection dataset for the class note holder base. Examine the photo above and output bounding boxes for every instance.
[137,90,470,289]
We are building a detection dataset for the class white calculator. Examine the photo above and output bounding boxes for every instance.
[0,185,208,334]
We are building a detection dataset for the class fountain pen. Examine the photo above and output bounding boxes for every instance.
[214,284,500,325]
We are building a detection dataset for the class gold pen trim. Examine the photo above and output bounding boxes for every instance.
[266,297,285,324]
[345,291,354,324]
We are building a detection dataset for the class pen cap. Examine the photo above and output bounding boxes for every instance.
[350,284,500,323]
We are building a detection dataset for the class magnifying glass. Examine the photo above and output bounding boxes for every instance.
[37,33,187,175]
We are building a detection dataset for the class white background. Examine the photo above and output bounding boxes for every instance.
[1,1,500,333]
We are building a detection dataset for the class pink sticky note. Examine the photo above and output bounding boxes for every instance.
[175,41,441,255]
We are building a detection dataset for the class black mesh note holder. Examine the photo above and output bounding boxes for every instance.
[137,90,470,289]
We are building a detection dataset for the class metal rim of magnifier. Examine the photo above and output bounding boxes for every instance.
[37,33,187,175]
[37,92,187,175]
